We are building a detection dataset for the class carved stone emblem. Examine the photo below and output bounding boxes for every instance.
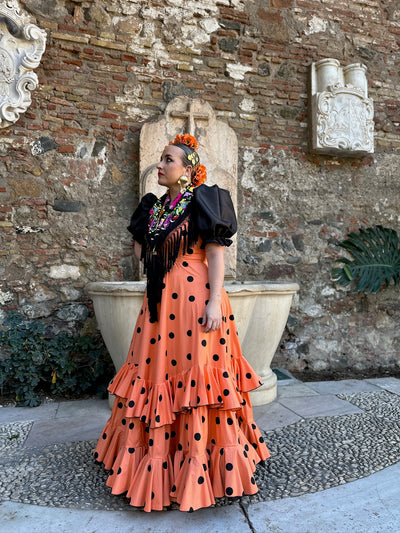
[0,0,46,128]
[310,59,374,156]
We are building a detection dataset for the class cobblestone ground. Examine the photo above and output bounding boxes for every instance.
[0,391,399,511]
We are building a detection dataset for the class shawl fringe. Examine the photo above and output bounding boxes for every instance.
[142,215,197,321]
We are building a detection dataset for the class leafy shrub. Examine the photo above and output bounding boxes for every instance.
[332,225,400,293]
[0,311,113,407]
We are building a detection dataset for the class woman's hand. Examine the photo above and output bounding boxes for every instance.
[202,299,222,332]
[203,243,225,333]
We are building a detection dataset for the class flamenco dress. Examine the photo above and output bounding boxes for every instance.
[94,184,270,512]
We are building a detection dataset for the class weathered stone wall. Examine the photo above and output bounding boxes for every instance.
[1,0,400,374]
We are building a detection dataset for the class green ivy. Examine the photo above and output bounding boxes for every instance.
[0,311,113,407]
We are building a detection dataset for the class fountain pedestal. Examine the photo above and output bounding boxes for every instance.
[86,280,299,406]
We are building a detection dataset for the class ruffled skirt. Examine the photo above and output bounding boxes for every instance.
[94,245,270,512]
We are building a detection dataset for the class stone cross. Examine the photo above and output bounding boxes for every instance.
[169,101,210,136]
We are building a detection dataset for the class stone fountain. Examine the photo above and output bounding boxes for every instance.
[86,97,299,406]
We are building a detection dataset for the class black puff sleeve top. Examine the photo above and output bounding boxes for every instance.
[127,192,157,245]
[193,184,237,247]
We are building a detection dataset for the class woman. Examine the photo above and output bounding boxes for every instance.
[94,133,270,512]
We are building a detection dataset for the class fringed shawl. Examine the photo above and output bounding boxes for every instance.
[141,210,197,322]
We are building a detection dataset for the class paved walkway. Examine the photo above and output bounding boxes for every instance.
[1,373,400,533]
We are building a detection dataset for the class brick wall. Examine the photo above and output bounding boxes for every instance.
[1,0,400,374]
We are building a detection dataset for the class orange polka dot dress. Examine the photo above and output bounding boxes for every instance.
[94,184,270,512]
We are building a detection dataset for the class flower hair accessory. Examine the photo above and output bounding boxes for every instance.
[169,133,198,150]
[192,164,207,186]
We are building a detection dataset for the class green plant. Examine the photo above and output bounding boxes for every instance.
[332,225,400,293]
[0,311,113,407]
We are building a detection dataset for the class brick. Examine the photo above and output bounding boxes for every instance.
[51,32,90,44]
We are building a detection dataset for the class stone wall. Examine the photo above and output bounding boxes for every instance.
[1,0,400,374]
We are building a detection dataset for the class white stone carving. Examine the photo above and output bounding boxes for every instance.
[140,96,238,278]
[0,0,46,128]
[311,58,374,156]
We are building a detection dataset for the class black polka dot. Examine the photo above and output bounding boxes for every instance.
[226,463,233,471]
[159,394,163,401]
[122,418,126,425]
[217,395,222,402]
[169,332,175,339]
[202,415,205,423]
[128,447,135,454]
[165,432,170,440]
[203,463,207,471]
[198,476,204,484]
[128,400,135,408]
[150,317,156,323]
[223,389,230,396]
[155,415,160,423]
[244,444,249,451]
[244,450,248,458]
[94,452,99,459]
[158,335,161,341]
[149,439,153,446]
[229,314,234,320]
[227,417,233,425]
[197,395,201,403]
[187,248,194,254]
[223,371,229,378]
[172,293,178,299]
[187,353,192,360]
[140,387,146,394]
[146,357,151,364]
[171,359,177,366]
[216,417,220,424]
[147,465,151,472]
[140,309,144,315]
[137,327,141,333]
[177,444,183,451]
[117,467,122,475]
[151,491,155,500]
[207,383,211,390]
[182,261,188,267]
[163,461,168,469]
[171,484,176,492]
[129,422,134,430]
[141,415,146,422]
[202,340,207,347]
[169,313,175,320]
[171,430,176,438]
[194,433,201,441]
[227,329,230,335]
[259,436,264,443]
[220,338,226,345]
[189,295,195,302]
[178,381,183,388]
[211,438,216,444]
[251,476,256,485]
[220,448,224,455]
[187,276,194,282]
[213,354,219,361]
[165,373,168,380]
[102,433,107,440]
[226,487,233,496]
[206,282,210,289]
[191,379,196,387]
[150,338,156,344]
[118,402,123,409]
[246,373,252,379]
[187,330,192,336]
[205,299,209,305]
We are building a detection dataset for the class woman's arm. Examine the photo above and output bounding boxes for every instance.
[203,243,225,332]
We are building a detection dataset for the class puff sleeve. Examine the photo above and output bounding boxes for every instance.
[193,184,237,247]
[127,193,157,245]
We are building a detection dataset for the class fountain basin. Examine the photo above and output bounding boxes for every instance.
[86,280,299,406]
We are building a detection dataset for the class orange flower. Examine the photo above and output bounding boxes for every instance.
[191,164,207,186]
[170,133,199,150]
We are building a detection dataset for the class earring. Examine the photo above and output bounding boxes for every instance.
[178,175,188,193]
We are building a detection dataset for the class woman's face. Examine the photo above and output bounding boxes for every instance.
[157,145,191,190]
